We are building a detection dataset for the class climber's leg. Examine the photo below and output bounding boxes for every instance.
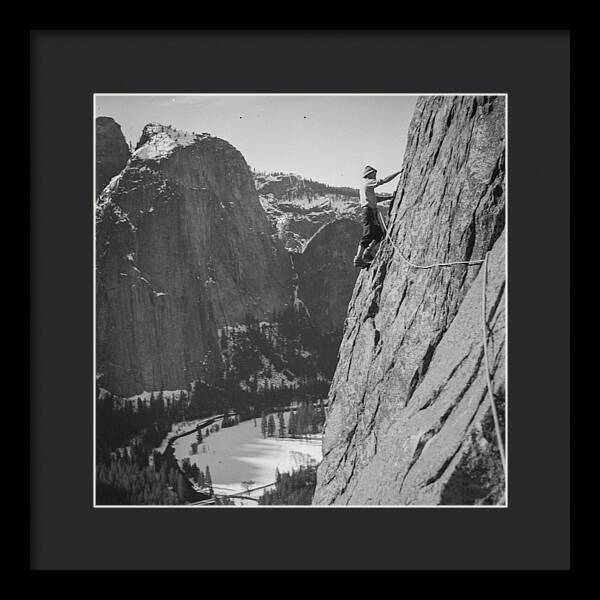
[354,207,375,267]
[363,217,384,261]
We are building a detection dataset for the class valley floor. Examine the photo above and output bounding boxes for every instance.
[170,414,322,505]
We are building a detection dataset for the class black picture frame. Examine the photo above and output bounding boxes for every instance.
[30,30,570,570]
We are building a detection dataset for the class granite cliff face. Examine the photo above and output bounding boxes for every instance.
[294,218,362,336]
[96,117,130,195]
[96,123,293,396]
[313,96,506,505]
[255,172,361,252]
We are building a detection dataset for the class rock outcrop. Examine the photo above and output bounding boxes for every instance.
[96,124,293,396]
[96,117,130,195]
[313,96,506,505]
[255,172,361,252]
[294,218,362,336]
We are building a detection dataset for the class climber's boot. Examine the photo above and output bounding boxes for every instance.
[353,256,366,268]
[353,246,367,268]
[363,241,380,263]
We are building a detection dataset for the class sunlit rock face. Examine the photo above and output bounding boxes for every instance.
[313,96,506,506]
[96,123,293,396]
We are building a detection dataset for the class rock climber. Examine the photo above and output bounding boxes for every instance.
[353,165,402,268]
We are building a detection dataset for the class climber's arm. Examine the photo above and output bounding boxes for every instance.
[376,194,395,203]
[375,170,402,186]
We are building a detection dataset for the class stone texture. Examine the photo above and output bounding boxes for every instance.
[96,117,130,195]
[313,96,506,505]
[294,218,362,336]
[96,124,293,396]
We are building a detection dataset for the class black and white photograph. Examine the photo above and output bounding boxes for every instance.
[94,93,507,507]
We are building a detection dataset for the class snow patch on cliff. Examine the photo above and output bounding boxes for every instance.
[254,171,361,252]
[134,123,210,161]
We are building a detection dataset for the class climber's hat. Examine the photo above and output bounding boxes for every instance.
[363,165,377,178]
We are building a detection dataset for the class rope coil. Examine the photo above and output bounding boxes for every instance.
[376,209,506,479]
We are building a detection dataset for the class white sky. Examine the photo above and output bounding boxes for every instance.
[96,95,418,188]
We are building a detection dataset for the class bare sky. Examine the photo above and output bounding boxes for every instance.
[96,95,418,188]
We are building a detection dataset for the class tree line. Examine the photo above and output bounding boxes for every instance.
[257,465,318,505]
[259,401,325,440]
[96,390,222,505]
[96,444,191,505]
[181,458,213,494]
[95,299,332,506]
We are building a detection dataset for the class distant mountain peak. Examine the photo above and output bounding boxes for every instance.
[253,171,358,198]
[254,171,360,253]
[134,123,212,160]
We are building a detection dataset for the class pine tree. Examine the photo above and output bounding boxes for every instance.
[288,411,296,437]
[267,414,276,437]
[205,466,213,493]
[168,466,177,487]
[261,412,268,439]
[277,411,286,438]
[176,472,187,501]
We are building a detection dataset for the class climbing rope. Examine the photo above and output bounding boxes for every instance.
[481,251,507,477]
[376,211,484,269]
[377,210,506,479]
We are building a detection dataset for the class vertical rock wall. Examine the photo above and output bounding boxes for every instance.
[96,124,293,396]
[96,117,130,195]
[294,218,362,336]
[313,96,506,505]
